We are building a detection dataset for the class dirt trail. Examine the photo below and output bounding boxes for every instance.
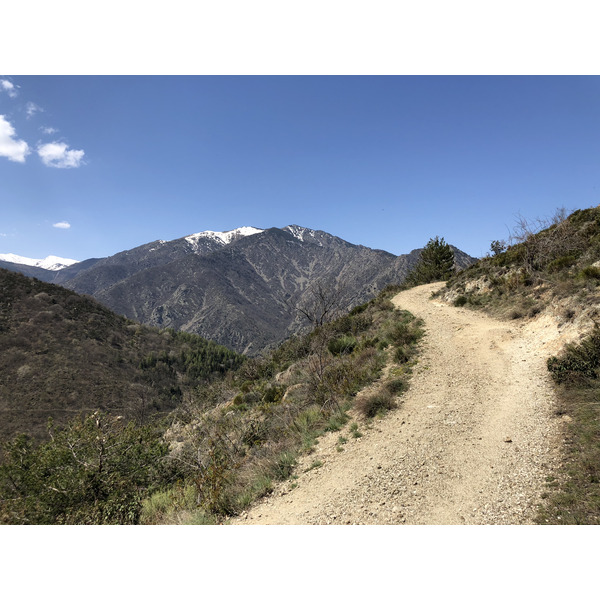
[230,282,564,525]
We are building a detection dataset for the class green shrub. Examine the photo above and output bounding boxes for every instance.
[454,295,468,307]
[270,451,297,481]
[547,328,600,384]
[0,412,179,525]
[140,483,197,524]
[355,390,396,419]
[325,410,350,432]
[350,302,368,316]
[349,422,362,438]
[328,335,358,356]
[387,321,422,347]
[394,346,410,364]
[579,266,600,280]
[385,378,408,395]
[262,384,286,404]
[547,255,577,273]
[243,391,261,404]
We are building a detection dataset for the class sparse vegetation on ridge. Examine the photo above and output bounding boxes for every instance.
[537,326,600,524]
[438,206,600,325]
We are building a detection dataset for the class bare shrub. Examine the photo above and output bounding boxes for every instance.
[508,208,585,273]
[296,280,349,328]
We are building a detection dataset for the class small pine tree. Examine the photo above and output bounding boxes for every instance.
[490,239,507,256]
[405,236,455,286]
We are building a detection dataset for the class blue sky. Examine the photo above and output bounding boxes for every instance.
[1,75,599,261]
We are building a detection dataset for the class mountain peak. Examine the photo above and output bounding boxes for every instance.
[185,226,264,250]
[0,253,79,271]
[283,225,317,242]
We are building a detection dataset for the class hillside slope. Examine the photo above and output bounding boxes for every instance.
[0,268,243,443]
[231,283,563,524]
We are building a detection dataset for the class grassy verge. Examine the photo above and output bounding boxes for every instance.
[536,327,600,524]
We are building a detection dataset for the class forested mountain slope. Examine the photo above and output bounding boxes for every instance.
[0,268,243,443]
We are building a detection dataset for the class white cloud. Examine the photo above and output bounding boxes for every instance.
[0,115,30,162]
[37,142,85,168]
[52,222,71,229]
[40,126,58,135]
[0,79,18,98]
[26,102,43,119]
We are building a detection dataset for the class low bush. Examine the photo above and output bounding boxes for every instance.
[0,412,181,525]
[140,483,198,525]
[547,255,577,273]
[547,328,600,384]
[394,346,410,364]
[327,334,358,356]
[579,266,600,281]
[355,389,396,419]
[385,378,408,395]
[262,384,286,404]
[387,320,423,347]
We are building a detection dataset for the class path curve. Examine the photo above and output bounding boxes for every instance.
[230,282,563,525]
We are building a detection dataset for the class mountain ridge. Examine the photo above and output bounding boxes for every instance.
[1,225,476,354]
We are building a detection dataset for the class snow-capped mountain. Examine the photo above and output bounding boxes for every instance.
[0,225,476,355]
[185,226,264,251]
[0,253,79,271]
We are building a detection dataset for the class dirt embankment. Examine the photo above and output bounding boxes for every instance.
[230,282,565,525]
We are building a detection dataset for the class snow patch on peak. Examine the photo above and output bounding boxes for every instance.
[284,225,319,244]
[284,225,306,241]
[148,240,167,252]
[185,226,264,250]
[0,253,79,271]
[37,256,80,270]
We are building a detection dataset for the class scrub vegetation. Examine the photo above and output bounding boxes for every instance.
[0,268,244,443]
[0,281,423,525]
[140,286,424,524]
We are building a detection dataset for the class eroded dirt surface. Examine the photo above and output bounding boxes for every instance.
[230,282,564,525]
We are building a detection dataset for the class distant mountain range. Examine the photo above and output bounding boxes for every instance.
[0,253,80,271]
[1,226,476,354]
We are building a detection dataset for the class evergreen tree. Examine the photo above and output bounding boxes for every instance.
[405,236,455,286]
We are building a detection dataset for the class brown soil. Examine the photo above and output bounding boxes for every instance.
[229,282,566,525]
